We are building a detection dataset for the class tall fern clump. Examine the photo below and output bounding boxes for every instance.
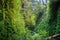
[21,0,36,32]
[3,0,26,40]
[34,0,60,40]
[34,2,50,40]
[54,6,60,40]
[56,7,60,34]
[48,0,57,35]
[46,0,60,40]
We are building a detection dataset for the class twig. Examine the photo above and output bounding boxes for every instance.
[45,34,60,40]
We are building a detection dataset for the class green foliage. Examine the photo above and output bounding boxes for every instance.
[55,7,60,34]
[0,0,60,40]
[0,10,3,21]
[3,0,26,40]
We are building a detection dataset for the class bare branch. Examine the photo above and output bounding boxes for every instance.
[45,34,60,40]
